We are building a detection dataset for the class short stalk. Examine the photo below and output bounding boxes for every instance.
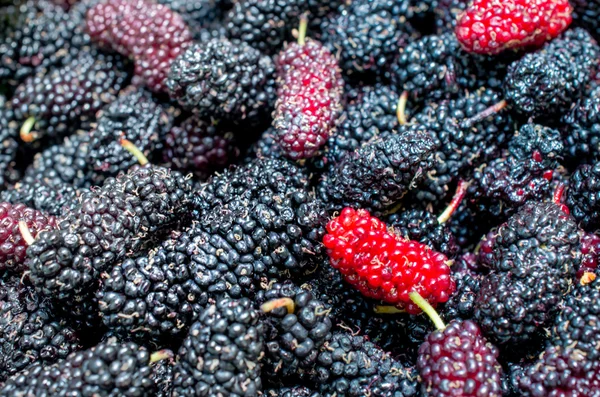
[459,99,507,129]
[261,297,295,314]
[396,91,409,125]
[409,291,445,331]
[437,180,469,224]
[150,349,173,364]
[120,138,149,165]
[20,116,37,143]
[18,221,35,245]
[297,15,308,46]
[374,305,405,314]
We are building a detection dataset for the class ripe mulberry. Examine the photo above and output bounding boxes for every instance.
[27,165,193,301]
[167,39,276,123]
[172,298,264,396]
[322,126,437,213]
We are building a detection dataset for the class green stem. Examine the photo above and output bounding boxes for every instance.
[409,291,445,331]
[18,220,35,245]
[150,349,173,364]
[20,116,37,143]
[120,138,149,166]
[374,305,405,314]
[396,91,409,125]
[297,15,308,45]
[437,179,469,224]
[261,297,295,314]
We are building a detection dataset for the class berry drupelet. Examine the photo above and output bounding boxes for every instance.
[0,202,56,274]
[566,161,600,230]
[172,298,264,396]
[273,26,343,160]
[455,0,572,55]
[86,0,193,93]
[417,320,503,396]
[323,207,455,314]
[319,0,413,79]
[0,0,90,88]
[27,165,193,301]
[11,49,130,142]
[257,281,333,376]
[504,27,600,120]
[0,277,81,382]
[167,38,276,124]
[0,340,157,395]
[322,126,437,213]
[163,114,239,180]
[263,386,320,397]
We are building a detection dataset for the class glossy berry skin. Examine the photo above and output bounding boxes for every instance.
[0,203,56,274]
[323,207,455,314]
[418,320,503,397]
[455,0,572,55]
[86,0,193,93]
[273,39,343,160]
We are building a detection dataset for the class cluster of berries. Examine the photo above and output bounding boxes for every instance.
[0,0,600,395]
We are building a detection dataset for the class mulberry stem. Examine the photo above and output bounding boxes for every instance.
[374,305,405,314]
[20,116,37,143]
[409,291,445,331]
[459,99,507,129]
[261,297,295,314]
[396,91,409,125]
[18,221,35,245]
[297,15,308,46]
[150,349,174,364]
[437,179,469,224]
[120,138,149,165]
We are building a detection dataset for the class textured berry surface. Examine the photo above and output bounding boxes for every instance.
[323,126,437,213]
[456,0,573,54]
[0,340,155,395]
[163,114,239,180]
[0,0,90,88]
[0,277,81,381]
[273,39,343,160]
[86,0,193,93]
[11,49,129,141]
[417,320,502,397]
[167,38,276,123]
[172,298,264,396]
[27,165,193,301]
[504,28,599,119]
[323,207,455,314]
[320,0,413,78]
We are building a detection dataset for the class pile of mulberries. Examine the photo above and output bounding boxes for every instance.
[3,1,600,395]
